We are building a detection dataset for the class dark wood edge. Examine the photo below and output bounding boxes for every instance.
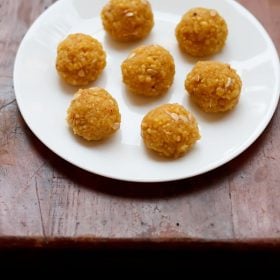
[0,237,279,249]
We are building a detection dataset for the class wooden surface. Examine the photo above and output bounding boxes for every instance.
[0,0,280,248]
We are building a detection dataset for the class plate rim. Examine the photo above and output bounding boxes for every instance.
[13,0,280,182]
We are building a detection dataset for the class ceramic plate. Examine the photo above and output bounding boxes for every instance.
[14,0,280,182]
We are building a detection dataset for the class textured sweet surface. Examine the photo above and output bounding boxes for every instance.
[141,103,200,158]
[56,33,106,86]
[67,88,121,141]
[175,7,228,57]
[185,61,242,112]
[101,0,154,42]
[121,45,175,96]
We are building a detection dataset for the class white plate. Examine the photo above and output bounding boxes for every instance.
[14,0,280,182]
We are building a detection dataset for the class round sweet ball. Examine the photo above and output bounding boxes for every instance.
[141,103,200,158]
[67,87,121,141]
[101,0,154,42]
[185,61,242,113]
[121,45,175,97]
[175,7,228,57]
[56,33,106,86]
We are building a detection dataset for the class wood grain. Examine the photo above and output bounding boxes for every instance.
[0,0,279,247]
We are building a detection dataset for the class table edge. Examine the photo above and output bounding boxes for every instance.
[0,237,279,249]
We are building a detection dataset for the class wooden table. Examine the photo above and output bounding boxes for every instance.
[0,0,279,248]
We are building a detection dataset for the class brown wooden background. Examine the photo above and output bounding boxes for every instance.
[0,0,279,248]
